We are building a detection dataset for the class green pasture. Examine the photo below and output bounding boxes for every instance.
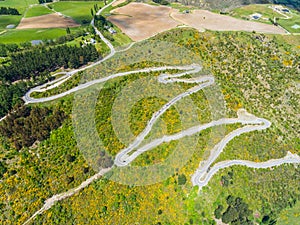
[0,0,37,14]
[0,28,68,43]
[0,15,22,29]
[49,1,104,24]
[25,4,53,18]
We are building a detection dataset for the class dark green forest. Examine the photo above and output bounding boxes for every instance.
[0,105,66,150]
[0,44,100,118]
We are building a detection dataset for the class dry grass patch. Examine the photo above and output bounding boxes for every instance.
[17,13,80,29]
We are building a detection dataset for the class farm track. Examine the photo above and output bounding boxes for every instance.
[0,0,296,224]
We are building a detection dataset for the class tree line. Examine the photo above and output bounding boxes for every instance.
[0,44,100,117]
[0,44,100,82]
[0,7,20,15]
[38,0,53,4]
[0,105,66,150]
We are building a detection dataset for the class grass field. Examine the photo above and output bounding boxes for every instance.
[277,201,300,225]
[0,28,69,43]
[230,4,281,24]
[49,1,104,24]
[230,4,300,33]
[25,5,53,18]
[0,0,37,14]
[0,15,22,29]
[276,11,300,33]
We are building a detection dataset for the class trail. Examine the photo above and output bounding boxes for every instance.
[16,0,300,223]
[193,151,300,188]
[23,168,111,225]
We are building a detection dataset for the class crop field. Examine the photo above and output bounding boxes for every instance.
[24,4,53,18]
[49,1,104,24]
[17,13,80,29]
[108,2,180,41]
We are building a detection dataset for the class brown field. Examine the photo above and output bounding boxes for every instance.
[108,3,180,41]
[17,13,80,29]
[171,10,286,34]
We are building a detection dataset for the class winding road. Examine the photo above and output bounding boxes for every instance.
[0,0,295,223]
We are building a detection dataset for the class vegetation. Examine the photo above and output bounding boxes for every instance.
[38,0,53,3]
[219,195,253,224]
[0,105,66,150]
[0,2,298,223]
[230,4,300,33]
[0,44,100,118]
[24,5,53,18]
[49,1,104,24]
[0,44,100,82]
[153,0,169,5]
[0,28,71,44]
[0,6,19,15]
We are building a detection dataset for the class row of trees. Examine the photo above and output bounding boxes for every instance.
[153,0,169,5]
[0,7,19,15]
[0,44,100,82]
[0,43,100,117]
[38,0,53,4]
[93,14,113,30]
[0,105,66,150]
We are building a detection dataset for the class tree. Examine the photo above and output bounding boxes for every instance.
[214,205,223,219]
[66,27,71,34]
[178,174,187,185]
[0,161,7,178]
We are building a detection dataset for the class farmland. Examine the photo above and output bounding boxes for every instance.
[108,2,288,42]
[108,2,180,41]
[17,13,80,29]
[49,1,105,24]
[24,4,53,18]
[0,27,77,43]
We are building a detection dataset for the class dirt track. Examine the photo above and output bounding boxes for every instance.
[17,13,80,29]
[171,10,286,34]
[108,3,180,41]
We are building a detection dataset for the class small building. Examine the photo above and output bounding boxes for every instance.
[250,13,262,20]
[90,38,96,44]
[31,40,43,46]
[6,24,15,29]
[108,27,116,34]
[282,8,290,13]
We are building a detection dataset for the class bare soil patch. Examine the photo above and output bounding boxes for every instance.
[108,2,180,41]
[17,13,80,29]
[171,10,286,34]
